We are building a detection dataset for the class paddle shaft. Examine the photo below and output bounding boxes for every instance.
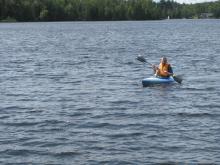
[143,60,154,67]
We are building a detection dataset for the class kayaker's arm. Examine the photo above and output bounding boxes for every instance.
[167,65,174,76]
[163,70,173,76]
[152,65,159,73]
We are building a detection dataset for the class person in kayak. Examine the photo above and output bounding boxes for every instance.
[153,57,173,78]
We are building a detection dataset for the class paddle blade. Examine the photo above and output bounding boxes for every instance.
[136,55,146,63]
[173,75,183,84]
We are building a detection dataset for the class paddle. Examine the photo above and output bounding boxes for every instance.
[136,55,182,84]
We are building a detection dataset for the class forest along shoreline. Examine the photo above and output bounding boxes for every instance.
[0,0,220,22]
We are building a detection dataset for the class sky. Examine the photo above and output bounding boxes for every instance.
[155,0,217,4]
[176,0,216,3]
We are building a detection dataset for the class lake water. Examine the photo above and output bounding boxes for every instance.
[0,20,220,164]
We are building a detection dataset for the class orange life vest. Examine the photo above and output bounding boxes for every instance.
[158,63,170,77]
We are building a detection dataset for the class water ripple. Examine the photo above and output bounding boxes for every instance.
[0,20,220,164]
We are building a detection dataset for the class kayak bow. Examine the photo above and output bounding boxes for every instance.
[142,76,175,86]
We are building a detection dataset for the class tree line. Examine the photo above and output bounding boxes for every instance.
[0,0,220,22]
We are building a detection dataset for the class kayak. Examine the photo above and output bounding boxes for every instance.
[142,76,175,86]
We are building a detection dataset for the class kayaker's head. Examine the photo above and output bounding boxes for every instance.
[161,57,167,65]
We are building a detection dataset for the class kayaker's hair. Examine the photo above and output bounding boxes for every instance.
[162,57,167,60]
[162,57,167,62]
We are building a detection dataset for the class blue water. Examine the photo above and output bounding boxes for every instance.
[0,20,220,164]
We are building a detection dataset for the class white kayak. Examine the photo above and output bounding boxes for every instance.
[142,76,175,86]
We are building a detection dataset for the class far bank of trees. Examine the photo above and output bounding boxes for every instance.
[0,0,220,22]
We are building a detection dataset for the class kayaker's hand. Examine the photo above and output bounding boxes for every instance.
[152,65,158,70]
[163,71,173,76]
[167,72,173,76]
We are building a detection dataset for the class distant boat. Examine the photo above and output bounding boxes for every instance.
[167,16,170,20]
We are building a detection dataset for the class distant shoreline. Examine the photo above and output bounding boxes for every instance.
[0,0,219,22]
[0,18,219,24]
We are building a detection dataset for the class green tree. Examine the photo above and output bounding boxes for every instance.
[1,0,220,22]
[40,9,49,21]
